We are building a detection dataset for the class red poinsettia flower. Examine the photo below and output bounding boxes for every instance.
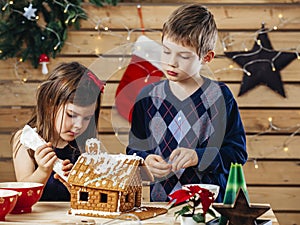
[168,189,191,206]
[168,185,216,223]
[199,188,215,214]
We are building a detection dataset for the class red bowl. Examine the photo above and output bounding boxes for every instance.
[0,189,19,221]
[0,182,44,214]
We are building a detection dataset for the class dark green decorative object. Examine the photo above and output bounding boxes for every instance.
[219,163,249,225]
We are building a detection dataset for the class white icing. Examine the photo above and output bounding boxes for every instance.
[117,192,122,212]
[20,125,46,151]
[20,125,68,182]
[70,208,121,216]
[85,138,101,154]
[72,150,144,190]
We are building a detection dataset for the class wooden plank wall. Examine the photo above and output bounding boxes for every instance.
[0,0,299,224]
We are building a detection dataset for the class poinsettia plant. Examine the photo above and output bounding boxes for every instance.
[168,185,217,223]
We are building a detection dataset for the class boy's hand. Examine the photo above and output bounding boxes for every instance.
[34,142,57,172]
[169,148,198,172]
[145,154,172,178]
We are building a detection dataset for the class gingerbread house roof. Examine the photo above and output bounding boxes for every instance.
[67,152,153,192]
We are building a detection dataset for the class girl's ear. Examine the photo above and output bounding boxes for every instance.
[203,50,215,63]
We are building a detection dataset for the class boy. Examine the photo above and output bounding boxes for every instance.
[126,4,247,202]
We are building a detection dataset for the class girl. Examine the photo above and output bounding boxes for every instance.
[11,62,105,201]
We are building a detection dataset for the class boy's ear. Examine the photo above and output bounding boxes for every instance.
[203,50,215,63]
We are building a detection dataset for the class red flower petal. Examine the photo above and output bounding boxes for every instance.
[199,189,215,214]
[187,185,202,195]
[168,189,190,206]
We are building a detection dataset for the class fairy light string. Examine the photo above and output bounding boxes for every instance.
[7,6,300,145]
[218,14,300,75]
[248,117,300,169]
[0,0,119,74]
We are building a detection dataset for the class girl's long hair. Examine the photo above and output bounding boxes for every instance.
[13,62,103,153]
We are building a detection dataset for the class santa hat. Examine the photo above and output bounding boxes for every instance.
[115,35,164,122]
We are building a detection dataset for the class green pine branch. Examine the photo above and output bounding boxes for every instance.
[0,0,119,68]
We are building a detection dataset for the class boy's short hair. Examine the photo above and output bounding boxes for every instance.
[162,4,218,58]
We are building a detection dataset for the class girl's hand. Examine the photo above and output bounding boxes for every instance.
[145,154,172,178]
[61,159,74,177]
[53,159,73,192]
[34,142,57,173]
[169,148,198,172]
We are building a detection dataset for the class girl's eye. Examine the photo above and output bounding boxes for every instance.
[163,50,171,55]
[67,113,75,118]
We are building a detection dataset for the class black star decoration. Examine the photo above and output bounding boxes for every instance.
[224,24,298,97]
[213,188,270,225]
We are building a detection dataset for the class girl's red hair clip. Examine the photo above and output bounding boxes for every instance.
[87,72,106,93]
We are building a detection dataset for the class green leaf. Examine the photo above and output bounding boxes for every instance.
[207,208,217,218]
[89,0,103,7]
[174,205,192,219]
[193,213,205,223]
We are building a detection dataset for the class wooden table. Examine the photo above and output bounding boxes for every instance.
[0,202,279,225]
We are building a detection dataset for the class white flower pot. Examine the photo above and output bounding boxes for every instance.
[180,215,205,225]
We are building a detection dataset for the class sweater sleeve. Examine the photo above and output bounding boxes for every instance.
[126,91,154,159]
[195,83,248,175]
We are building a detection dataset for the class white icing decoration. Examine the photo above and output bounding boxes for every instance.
[75,151,144,188]
[20,125,46,151]
[85,138,101,154]
[70,208,120,216]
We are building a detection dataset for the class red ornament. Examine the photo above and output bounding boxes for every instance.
[38,54,50,75]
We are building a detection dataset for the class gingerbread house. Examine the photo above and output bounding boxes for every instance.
[67,138,167,220]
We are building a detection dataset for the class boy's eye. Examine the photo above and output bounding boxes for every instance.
[84,116,92,121]
[180,55,190,59]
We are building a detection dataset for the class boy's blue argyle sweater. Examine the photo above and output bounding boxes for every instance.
[126,77,247,203]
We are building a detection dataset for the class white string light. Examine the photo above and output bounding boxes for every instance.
[14,59,33,83]
[55,0,86,24]
[42,26,62,51]
[219,14,300,76]
[8,5,300,172]
[1,0,13,11]
[248,117,300,169]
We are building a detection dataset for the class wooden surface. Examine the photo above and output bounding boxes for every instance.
[0,1,299,224]
[0,201,279,225]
